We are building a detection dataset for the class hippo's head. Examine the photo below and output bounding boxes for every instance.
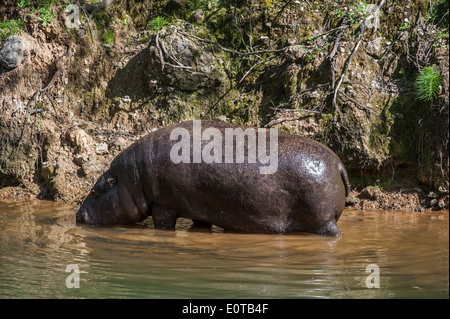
[76,170,146,225]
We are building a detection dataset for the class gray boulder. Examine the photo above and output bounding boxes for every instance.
[0,35,24,70]
[148,27,228,91]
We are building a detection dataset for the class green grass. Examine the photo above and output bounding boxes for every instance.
[0,19,24,42]
[414,66,443,102]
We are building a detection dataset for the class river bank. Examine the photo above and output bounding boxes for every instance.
[1,1,448,212]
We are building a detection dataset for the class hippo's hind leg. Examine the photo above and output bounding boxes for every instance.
[152,202,179,230]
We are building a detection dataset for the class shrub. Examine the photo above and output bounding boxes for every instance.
[148,16,168,32]
[414,66,443,102]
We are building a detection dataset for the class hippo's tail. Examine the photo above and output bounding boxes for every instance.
[338,162,350,197]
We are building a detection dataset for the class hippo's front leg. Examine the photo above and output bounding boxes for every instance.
[152,202,179,230]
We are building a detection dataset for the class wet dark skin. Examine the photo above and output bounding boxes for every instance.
[76,121,350,236]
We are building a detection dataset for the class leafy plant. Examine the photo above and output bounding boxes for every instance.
[17,0,31,8]
[414,66,443,102]
[399,22,409,31]
[148,16,168,32]
[38,6,57,26]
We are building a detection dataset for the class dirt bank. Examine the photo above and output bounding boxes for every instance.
[1,1,448,211]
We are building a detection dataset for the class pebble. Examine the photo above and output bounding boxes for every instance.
[95,142,109,155]
[122,96,131,103]
[428,191,438,198]
[113,137,127,150]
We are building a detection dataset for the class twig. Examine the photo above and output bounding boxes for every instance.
[155,32,165,71]
[331,0,386,126]
[179,31,286,57]
[272,83,331,109]
[339,91,373,114]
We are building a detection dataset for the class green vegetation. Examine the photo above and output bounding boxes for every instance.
[38,6,57,26]
[148,16,168,32]
[17,0,31,8]
[414,66,443,102]
[0,19,24,41]
[102,29,115,44]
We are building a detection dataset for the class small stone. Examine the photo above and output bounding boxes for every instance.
[100,81,108,89]
[365,37,383,58]
[346,196,360,205]
[95,142,109,155]
[430,199,438,206]
[283,45,305,63]
[113,136,127,150]
[438,186,448,194]
[0,35,24,70]
[216,115,228,122]
[66,127,93,152]
[428,191,439,198]
[360,186,382,200]
[122,96,131,103]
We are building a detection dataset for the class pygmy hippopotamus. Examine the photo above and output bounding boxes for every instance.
[76,120,350,236]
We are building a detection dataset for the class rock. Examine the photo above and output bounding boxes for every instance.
[66,127,94,152]
[283,45,305,63]
[73,153,89,166]
[122,96,131,103]
[113,136,127,150]
[216,115,228,122]
[430,199,438,206]
[148,27,228,91]
[260,36,269,43]
[365,37,382,58]
[438,199,447,209]
[428,191,439,198]
[95,142,109,155]
[0,35,24,70]
[346,195,360,205]
[438,185,448,195]
[360,186,382,199]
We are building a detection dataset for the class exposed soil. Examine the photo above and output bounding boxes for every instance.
[1,1,448,213]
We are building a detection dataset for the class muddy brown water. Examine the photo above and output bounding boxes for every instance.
[0,200,448,299]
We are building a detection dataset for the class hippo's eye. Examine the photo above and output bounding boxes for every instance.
[90,189,99,199]
[107,177,116,186]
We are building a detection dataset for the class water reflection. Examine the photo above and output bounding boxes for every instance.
[0,200,448,298]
